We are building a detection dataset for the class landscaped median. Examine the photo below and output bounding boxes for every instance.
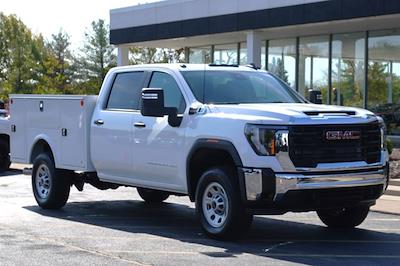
[372,149,400,215]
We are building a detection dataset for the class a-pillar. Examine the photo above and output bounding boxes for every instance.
[117,46,129,66]
[246,31,262,68]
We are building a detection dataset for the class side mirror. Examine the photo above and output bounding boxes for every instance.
[141,88,183,127]
[309,90,322,104]
[141,88,165,117]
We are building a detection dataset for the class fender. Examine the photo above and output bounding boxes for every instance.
[29,134,59,167]
[186,138,244,200]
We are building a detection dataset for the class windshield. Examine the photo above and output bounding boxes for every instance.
[180,70,304,104]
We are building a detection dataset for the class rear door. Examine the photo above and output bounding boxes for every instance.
[90,71,146,181]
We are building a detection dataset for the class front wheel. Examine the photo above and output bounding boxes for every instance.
[32,153,70,209]
[317,205,370,229]
[137,188,169,203]
[195,167,253,240]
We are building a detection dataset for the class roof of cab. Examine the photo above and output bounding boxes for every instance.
[110,63,264,73]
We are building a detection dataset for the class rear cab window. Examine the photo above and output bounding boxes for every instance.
[106,71,146,111]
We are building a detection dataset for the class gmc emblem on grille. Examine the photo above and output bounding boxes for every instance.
[325,130,361,141]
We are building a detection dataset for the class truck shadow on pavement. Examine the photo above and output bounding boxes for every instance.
[24,199,400,264]
[0,169,22,177]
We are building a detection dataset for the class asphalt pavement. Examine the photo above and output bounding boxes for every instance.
[1,169,400,266]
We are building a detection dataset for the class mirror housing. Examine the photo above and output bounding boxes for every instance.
[141,88,165,117]
[141,88,183,127]
[309,90,322,104]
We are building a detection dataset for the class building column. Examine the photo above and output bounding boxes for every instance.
[117,46,129,66]
[298,56,306,97]
[184,47,190,63]
[246,31,262,68]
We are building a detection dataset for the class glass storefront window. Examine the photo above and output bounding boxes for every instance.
[332,32,365,108]
[189,46,211,64]
[240,42,247,65]
[299,36,329,103]
[213,44,238,65]
[261,43,266,70]
[369,29,400,135]
[268,39,296,88]
[240,42,265,68]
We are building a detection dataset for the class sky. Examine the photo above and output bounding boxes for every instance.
[0,0,161,50]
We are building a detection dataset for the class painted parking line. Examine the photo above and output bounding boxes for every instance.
[54,236,400,244]
[105,250,400,259]
[264,254,400,259]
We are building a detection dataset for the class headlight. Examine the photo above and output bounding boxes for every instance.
[378,117,387,150]
[244,124,283,156]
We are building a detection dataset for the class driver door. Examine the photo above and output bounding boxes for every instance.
[132,71,187,191]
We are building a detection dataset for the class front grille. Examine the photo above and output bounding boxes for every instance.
[289,123,381,168]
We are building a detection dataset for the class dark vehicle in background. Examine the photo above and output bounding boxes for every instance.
[371,103,400,135]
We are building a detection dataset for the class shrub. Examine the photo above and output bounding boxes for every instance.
[387,139,393,155]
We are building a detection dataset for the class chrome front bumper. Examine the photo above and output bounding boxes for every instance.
[274,169,386,200]
[242,167,388,201]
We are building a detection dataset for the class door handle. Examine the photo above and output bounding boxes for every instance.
[94,119,104,125]
[134,122,146,128]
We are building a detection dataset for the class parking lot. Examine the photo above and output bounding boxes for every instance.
[1,168,400,266]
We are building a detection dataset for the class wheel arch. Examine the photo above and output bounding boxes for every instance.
[186,139,244,202]
[29,135,58,166]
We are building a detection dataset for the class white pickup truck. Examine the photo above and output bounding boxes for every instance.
[7,64,389,239]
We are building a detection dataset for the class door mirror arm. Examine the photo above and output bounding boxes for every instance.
[165,107,182,127]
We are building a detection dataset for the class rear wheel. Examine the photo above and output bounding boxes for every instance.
[32,153,70,209]
[195,167,253,240]
[317,205,370,229]
[137,188,169,203]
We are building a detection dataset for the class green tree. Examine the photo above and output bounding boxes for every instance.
[30,34,61,95]
[129,47,185,65]
[46,30,75,93]
[0,13,47,98]
[270,57,289,83]
[77,19,116,94]
[331,59,364,107]
[368,62,388,107]
[129,47,167,64]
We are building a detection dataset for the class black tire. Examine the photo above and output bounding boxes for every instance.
[137,188,169,203]
[317,205,370,229]
[0,139,10,173]
[32,153,70,209]
[195,166,253,240]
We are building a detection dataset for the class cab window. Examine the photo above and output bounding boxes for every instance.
[148,72,186,114]
[107,71,145,110]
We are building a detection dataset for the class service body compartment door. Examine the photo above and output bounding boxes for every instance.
[10,98,27,162]
[59,99,86,169]
[10,94,96,171]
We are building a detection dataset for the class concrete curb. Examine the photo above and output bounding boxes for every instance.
[371,198,400,216]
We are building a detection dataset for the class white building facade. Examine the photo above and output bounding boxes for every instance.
[110,0,400,137]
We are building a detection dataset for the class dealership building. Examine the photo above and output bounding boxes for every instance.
[110,0,400,138]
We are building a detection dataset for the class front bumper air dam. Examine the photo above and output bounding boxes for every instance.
[240,165,389,211]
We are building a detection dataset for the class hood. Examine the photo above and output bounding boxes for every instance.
[206,103,378,125]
